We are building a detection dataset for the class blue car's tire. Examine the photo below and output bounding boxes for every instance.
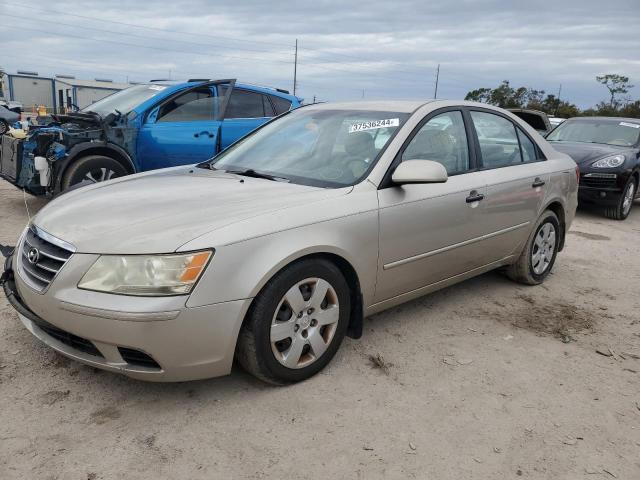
[61,155,128,191]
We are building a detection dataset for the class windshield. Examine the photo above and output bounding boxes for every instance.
[81,84,168,116]
[547,119,640,147]
[211,108,410,187]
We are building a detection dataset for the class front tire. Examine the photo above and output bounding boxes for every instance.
[506,210,560,285]
[61,155,128,191]
[604,177,636,220]
[236,259,350,384]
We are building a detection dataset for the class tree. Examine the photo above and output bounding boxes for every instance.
[596,74,634,108]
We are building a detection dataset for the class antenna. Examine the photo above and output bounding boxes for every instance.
[434,64,440,99]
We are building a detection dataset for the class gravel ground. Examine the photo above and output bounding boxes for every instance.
[0,180,639,480]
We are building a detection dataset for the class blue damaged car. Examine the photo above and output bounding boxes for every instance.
[0,79,301,195]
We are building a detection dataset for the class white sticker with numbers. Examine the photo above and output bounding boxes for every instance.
[349,118,399,133]
[619,121,640,129]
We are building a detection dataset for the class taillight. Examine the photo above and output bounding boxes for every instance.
[575,165,580,184]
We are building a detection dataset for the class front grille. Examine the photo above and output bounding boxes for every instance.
[30,317,104,358]
[581,173,617,189]
[118,347,161,370]
[20,227,74,292]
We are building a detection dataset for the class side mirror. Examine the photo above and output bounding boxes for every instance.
[391,160,448,185]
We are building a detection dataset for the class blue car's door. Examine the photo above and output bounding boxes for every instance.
[136,85,223,170]
[219,88,275,150]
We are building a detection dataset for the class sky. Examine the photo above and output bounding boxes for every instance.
[0,0,638,108]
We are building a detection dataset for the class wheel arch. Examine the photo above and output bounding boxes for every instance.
[53,143,136,191]
[543,199,566,251]
[243,251,365,340]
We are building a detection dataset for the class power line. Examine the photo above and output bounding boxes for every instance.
[2,13,294,58]
[0,1,293,49]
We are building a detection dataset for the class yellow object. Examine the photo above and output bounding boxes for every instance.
[37,105,47,117]
[8,128,27,139]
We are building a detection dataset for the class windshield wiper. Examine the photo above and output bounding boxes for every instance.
[224,168,290,182]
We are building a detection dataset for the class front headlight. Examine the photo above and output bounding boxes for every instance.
[592,154,625,168]
[78,250,212,296]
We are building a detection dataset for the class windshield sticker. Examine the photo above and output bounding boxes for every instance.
[349,118,399,133]
[148,85,167,91]
[619,121,640,129]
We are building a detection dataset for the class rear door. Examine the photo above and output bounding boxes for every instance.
[218,88,275,150]
[469,109,549,260]
[137,85,227,170]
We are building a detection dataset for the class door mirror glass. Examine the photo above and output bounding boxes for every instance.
[392,160,448,184]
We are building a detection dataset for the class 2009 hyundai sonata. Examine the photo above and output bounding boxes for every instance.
[2,100,578,384]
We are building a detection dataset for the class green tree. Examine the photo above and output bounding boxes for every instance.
[596,74,634,108]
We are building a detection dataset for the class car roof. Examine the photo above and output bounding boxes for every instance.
[141,80,300,102]
[567,116,640,124]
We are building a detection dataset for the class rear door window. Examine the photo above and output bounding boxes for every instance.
[470,111,522,168]
[224,89,267,119]
[517,128,538,163]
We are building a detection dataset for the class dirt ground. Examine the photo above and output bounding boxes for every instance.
[0,180,638,480]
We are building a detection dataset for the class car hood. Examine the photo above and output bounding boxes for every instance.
[549,141,631,166]
[33,167,349,254]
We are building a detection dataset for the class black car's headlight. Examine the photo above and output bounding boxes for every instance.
[78,250,213,296]
[592,154,625,168]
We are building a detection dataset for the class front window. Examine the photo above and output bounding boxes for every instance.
[211,108,410,187]
[81,84,168,116]
[547,119,640,147]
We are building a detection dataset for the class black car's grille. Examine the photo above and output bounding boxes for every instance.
[20,227,74,292]
[31,317,104,358]
[118,347,161,370]
[581,173,618,189]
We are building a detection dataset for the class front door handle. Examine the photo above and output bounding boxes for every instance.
[532,177,546,188]
[466,190,485,203]
[194,131,214,138]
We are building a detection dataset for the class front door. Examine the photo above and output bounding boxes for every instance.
[376,110,491,302]
[137,86,223,170]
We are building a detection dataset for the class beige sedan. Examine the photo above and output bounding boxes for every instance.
[2,100,578,384]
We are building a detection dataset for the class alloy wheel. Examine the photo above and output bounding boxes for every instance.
[84,167,118,184]
[270,277,340,369]
[622,181,636,216]
[531,222,556,275]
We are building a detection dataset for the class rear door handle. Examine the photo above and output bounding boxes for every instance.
[466,190,485,203]
[532,177,546,188]
[194,131,214,138]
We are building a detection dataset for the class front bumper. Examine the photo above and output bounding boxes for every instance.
[578,170,631,206]
[2,253,252,382]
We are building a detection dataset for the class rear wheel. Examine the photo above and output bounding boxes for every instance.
[604,177,636,220]
[506,210,560,285]
[61,155,128,191]
[236,259,350,384]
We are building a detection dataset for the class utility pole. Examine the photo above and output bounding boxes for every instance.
[293,39,298,96]
[434,64,440,99]
[313,95,316,103]
[362,89,365,99]
[555,83,562,115]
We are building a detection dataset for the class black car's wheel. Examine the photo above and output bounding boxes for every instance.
[61,155,128,191]
[236,259,350,384]
[0,120,9,135]
[604,177,637,221]
[506,210,560,285]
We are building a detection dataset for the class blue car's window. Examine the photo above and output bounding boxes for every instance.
[212,108,410,188]
[157,88,215,122]
[270,95,292,115]
[224,89,268,119]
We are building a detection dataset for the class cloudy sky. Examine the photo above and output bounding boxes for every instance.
[1,0,638,107]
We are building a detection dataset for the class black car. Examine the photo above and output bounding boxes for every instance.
[547,117,640,220]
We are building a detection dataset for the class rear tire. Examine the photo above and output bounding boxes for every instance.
[604,177,636,220]
[236,259,350,385]
[61,155,128,191]
[506,210,560,285]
